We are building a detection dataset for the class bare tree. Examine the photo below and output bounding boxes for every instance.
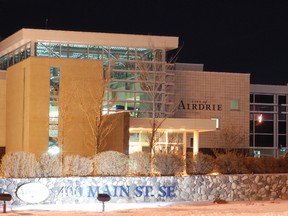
[75,65,119,154]
[215,126,247,155]
[136,51,178,156]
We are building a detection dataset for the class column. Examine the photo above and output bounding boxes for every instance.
[193,130,199,156]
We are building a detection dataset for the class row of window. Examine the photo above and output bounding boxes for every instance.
[250,94,287,104]
[250,94,287,155]
[0,41,165,71]
[0,43,31,70]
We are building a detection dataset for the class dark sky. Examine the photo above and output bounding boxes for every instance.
[1,0,287,85]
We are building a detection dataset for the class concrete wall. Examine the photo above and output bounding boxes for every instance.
[5,57,128,157]
[174,71,250,149]
[1,174,288,206]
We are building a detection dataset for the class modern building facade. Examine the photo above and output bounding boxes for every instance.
[0,28,259,158]
[250,84,288,157]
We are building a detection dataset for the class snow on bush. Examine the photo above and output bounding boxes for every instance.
[39,153,63,177]
[0,152,40,178]
[186,152,215,175]
[63,155,93,176]
[153,152,184,176]
[94,151,129,176]
[129,151,151,175]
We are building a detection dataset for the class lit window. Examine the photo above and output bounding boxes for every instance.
[230,99,239,111]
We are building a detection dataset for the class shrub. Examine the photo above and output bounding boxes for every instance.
[39,153,62,177]
[63,155,93,176]
[242,156,261,174]
[277,158,288,173]
[129,151,151,176]
[186,152,215,175]
[214,151,249,174]
[0,152,40,178]
[94,151,129,176]
[153,152,184,176]
[254,157,281,174]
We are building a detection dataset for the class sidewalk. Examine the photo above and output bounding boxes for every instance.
[1,200,288,215]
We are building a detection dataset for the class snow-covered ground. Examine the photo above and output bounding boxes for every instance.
[4,200,288,215]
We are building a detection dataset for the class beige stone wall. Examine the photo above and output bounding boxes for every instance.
[174,71,250,149]
[0,75,6,147]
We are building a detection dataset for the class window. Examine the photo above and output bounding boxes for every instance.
[49,66,60,155]
[230,99,239,110]
[255,95,274,103]
[255,135,274,147]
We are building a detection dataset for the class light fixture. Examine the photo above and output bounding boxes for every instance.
[48,145,60,155]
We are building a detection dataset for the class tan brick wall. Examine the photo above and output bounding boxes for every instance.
[0,77,6,147]
[5,57,128,157]
[101,112,130,154]
[174,71,250,149]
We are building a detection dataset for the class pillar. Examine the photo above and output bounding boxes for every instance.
[193,130,199,156]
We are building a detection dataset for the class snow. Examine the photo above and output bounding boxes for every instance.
[4,200,288,215]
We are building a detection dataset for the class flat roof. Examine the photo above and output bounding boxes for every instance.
[0,28,179,56]
[251,84,288,94]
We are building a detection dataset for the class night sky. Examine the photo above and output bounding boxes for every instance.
[1,0,287,85]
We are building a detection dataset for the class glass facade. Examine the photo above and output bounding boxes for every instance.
[49,67,60,154]
[34,42,175,118]
[250,92,287,157]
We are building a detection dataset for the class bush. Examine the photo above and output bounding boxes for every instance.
[242,157,261,174]
[153,152,184,176]
[186,152,215,175]
[63,155,93,176]
[252,157,281,174]
[94,151,129,176]
[214,151,249,174]
[39,153,63,177]
[1,152,40,178]
[129,151,151,176]
[277,158,288,173]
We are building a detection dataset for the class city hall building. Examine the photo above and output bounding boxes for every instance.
[0,28,284,158]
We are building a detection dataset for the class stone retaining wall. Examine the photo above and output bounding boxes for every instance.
[0,174,288,206]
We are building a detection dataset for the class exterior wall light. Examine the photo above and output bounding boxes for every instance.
[257,114,263,123]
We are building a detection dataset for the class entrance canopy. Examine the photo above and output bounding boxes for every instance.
[129,117,217,155]
[129,117,217,133]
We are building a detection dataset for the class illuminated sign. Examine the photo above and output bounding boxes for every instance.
[16,183,50,203]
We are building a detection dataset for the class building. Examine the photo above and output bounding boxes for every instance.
[0,28,251,158]
[250,84,288,157]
